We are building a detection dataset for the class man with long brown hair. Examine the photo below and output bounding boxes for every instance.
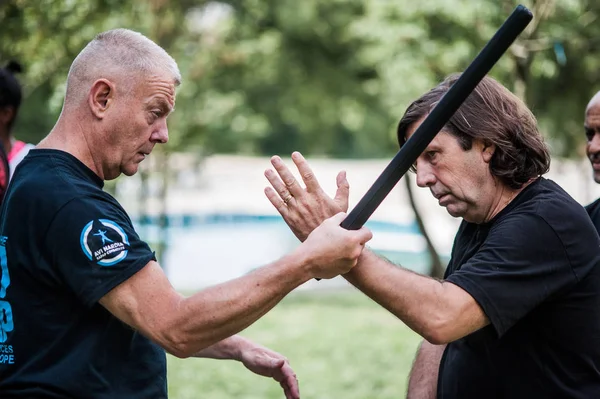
[265,75,600,398]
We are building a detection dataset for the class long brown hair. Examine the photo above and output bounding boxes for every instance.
[397,74,550,189]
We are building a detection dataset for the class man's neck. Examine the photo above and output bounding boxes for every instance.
[38,117,105,180]
[483,179,534,223]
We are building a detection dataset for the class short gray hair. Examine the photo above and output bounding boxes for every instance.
[65,28,181,105]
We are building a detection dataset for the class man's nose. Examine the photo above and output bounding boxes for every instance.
[415,163,436,188]
[152,120,169,144]
[589,132,600,154]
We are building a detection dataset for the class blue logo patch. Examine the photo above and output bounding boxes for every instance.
[0,238,14,345]
[80,219,130,266]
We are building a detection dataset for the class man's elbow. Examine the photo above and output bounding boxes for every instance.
[150,309,213,358]
[160,333,194,359]
[420,315,458,345]
[157,329,213,359]
[422,330,452,345]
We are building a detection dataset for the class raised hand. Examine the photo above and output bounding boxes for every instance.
[264,151,349,241]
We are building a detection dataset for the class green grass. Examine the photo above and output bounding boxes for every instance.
[167,289,422,399]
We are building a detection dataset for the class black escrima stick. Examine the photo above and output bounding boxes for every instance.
[340,5,533,231]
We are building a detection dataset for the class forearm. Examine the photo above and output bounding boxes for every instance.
[166,251,311,357]
[407,340,446,399]
[193,334,250,360]
[343,249,486,344]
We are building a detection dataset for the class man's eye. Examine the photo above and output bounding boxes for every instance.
[427,151,438,160]
[586,128,595,141]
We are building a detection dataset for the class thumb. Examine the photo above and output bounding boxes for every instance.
[328,212,347,225]
[271,358,285,368]
[357,226,373,244]
[334,171,350,210]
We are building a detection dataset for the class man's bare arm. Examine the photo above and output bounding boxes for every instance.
[100,258,305,358]
[263,153,488,343]
[99,213,372,358]
[407,340,446,399]
[194,335,300,399]
[344,250,489,344]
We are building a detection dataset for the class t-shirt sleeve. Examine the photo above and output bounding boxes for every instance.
[44,196,156,307]
[445,213,576,337]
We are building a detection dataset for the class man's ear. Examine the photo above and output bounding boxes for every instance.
[482,142,495,163]
[88,79,114,119]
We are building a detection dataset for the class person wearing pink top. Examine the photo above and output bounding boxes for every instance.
[0,61,34,187]
[7,139,34,179]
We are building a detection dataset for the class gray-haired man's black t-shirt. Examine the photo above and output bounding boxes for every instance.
[0,149,166,398]
[438,177,600,399]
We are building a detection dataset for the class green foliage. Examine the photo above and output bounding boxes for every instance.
[167,290,422,399]
[2,0,599,158]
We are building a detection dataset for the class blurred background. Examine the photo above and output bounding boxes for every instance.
[3,0,600,397]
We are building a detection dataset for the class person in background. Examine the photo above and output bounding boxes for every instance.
[0,61,34,182]
[583,91,600,231]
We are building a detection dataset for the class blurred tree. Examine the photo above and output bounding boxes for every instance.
[5,0,598,157]
[180,0,392,158]
[0,0,125,143]
[3,0,600,275]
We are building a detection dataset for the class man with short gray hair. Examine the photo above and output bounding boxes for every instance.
[0,29,373,398]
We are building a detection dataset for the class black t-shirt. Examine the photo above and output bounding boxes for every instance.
[0,142,10,206]
[586,197,600,235]
[0,150,167,398]
[438,177,600,399]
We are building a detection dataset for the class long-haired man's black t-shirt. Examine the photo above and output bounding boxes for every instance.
[438,177,600,399]
[0,149,166,398]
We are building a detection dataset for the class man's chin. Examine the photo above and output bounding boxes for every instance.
[594,172,600,184]
[444,205,464,219]
[122,169,138,177]
[122,165,140,177]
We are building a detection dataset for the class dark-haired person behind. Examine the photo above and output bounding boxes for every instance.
[263,75,600,398]
[0,61,35,197]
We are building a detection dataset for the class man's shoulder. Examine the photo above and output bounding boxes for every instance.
[12,150,104,198]
[585,197,600,214]
[508,178,585,220]
[584,198,600,235]
[496,178,599,253]
[5,151,120,222]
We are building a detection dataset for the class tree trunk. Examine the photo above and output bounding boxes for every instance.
[156,150,170,268]
[513,57,529,101]
[138,167,149,242]
[404,175,445,278]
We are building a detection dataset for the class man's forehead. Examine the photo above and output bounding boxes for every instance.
[585,104,600,129]
[144,82,176,106]
[425,132,450,149]
[586,92,600,115]
[144,73,176,91]
[406,125,450,143]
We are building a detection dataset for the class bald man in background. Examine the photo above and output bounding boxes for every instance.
[584,92,600,231]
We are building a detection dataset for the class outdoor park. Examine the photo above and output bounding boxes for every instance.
[3,0,600,398]
[167,291,422,398]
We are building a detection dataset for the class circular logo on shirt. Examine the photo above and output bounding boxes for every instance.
[80,219,130,266]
